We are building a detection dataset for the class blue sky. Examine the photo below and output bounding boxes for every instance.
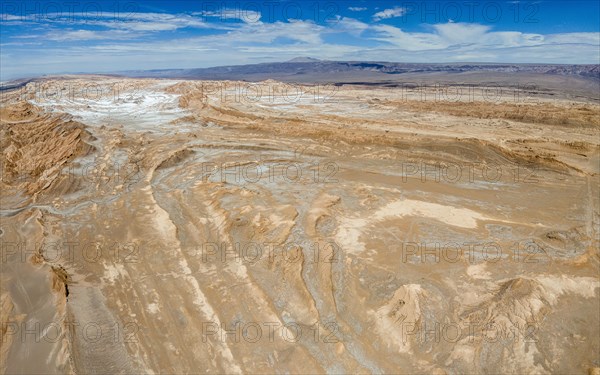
[1,1,599,80]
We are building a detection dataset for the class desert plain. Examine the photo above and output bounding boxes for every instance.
[0,75,599,374]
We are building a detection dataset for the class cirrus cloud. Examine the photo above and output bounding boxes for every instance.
[1,9,598,80]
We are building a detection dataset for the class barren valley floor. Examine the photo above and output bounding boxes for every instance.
[1,78,599,374]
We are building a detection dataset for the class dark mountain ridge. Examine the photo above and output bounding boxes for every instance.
[118,59,600,81]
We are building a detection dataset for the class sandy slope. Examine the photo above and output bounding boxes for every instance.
[1,77,599,374]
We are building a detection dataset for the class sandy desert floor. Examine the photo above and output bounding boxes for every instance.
[1,77,599,374]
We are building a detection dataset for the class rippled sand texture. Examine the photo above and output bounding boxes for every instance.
[1,78,599,374]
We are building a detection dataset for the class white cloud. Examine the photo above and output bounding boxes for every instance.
[431,23,491,44]
[195,9,262,23]
[370,24,445,50]
[0,14,23,21]
[42,29,138,41]
[197,19,325,45]
[330,16,369,36]
[371,22,554,52]
[373,7,407,21]
[546,32,600,45]
[85,13,216,32]
[348,7,368,12]
[1,12,215,32]
[1,14,599,80]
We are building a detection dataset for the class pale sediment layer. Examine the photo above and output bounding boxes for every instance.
[0,78,599,374]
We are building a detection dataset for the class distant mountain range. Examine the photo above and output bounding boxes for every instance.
[2,59,598,100]
[118,58,600,83]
